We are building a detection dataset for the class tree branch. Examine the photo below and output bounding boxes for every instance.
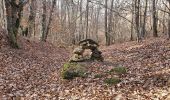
[162,0,170,11]
[89,0,133,24]
[19,0,29,7]
[158,8,170,14]
[5,0,19,8]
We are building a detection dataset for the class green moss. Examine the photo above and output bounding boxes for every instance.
[61,62,87,79]
[94,74,104,78]
[104,77,121,85]
[112,67,127,74]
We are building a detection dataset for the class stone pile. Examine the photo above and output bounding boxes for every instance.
[69,39,103,62]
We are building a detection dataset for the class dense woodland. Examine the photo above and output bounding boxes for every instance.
[0,0,170,47]
[0,0,170,99]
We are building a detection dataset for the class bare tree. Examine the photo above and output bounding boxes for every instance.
[105,0,109,45]
[41,0,47,41]
[141,0,148,38]
[41,0,56,42]
[44,0,56,41]
[131,0,135,41]
[135,0,141,42]
[28,0,37,37]
[79,0,83,41]
[85,0,89,39]
[152,0,158,37]
[5,0,28,48]
[3,0,166,45]
[94,1,101,42]
[168,0,170,39]
[0,0,7,29]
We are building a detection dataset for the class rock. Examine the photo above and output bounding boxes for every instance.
[69,39,103,62]
[91,48,103,61]
[79,39,99,47]
[69,46,85,62]
[166,95,170,100]
[69,54,84,62]
[73,46,84,55]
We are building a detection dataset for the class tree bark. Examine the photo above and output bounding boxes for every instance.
[130,0,135,41]
[41,0,47,41]
[105,0,109,45]
[79,0,83,41]
[152,0,158,37]
[28,0,37,38]
[5,0,27,48]
[44,0,56,41]
[0,0,7,29]
[141,0,148,38]
[85,0,89,39]
[135,0,140,42]
[95,2,101,42]
[108,0,114,45]
[168,0,170,39]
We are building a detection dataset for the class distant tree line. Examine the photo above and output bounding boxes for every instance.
[0,0,170,48]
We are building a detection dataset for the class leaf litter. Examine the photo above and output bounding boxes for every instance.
[0,37,170,99]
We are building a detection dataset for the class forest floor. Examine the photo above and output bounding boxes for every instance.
[0,33,170,99]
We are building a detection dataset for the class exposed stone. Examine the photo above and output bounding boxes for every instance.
[69,39,103,62]
[73,46,84,55]
[91,48,103,61]
[69,53,84,62]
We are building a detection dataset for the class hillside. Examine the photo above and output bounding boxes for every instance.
[0,36,170,99]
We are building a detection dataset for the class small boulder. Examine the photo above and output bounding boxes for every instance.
[73,46,84,55]
[69,39,103,62]
[61,63,87,79]
[91,48,103,61]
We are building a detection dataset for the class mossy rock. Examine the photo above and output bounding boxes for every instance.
[110,66,127,74]
[104,77,121,85]
[61,62,87,79]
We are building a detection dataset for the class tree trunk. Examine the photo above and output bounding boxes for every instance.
[162,6,166,35]
[5,0,26,48]
[152,0,158,37]
[44,0,56,41]
[105,0,109,45]
[79,0,83,41]
[0,0,7,29]
[28,0,37,38]
[41,0,47,41]
[5,2,17,48]
[168,0,170,39]
[130,0,135,41]
[85,0,89,39]
[95,3,101,42]
[141,0,148,38]
[135,0,140,42]
[108,0,114,45]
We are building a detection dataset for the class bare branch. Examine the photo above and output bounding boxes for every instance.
[89,0,133,24]
[19,0,29,7]
[158,8,170,14]
[162,0,170,11]
[5,0,19,8]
